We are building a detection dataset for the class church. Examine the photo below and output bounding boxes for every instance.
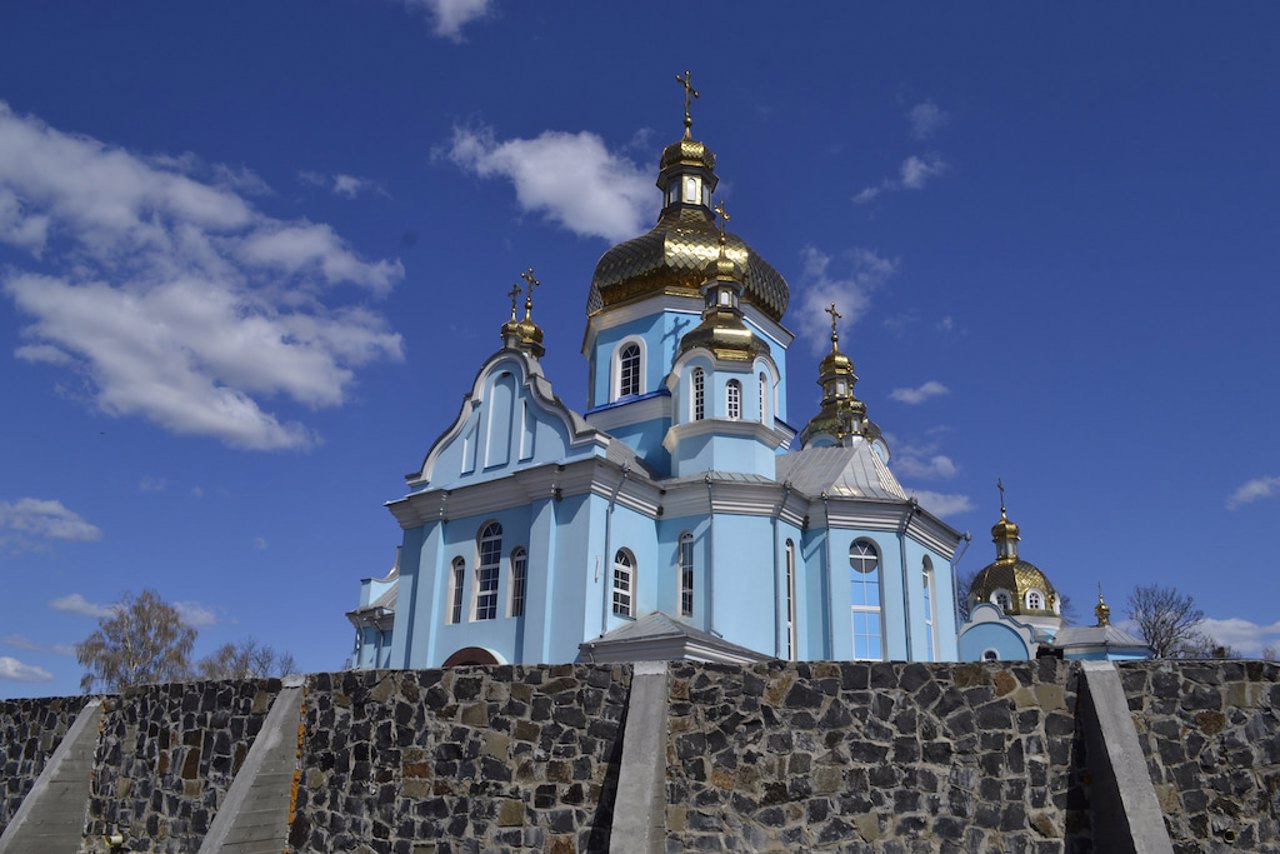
[347,78,1020,670]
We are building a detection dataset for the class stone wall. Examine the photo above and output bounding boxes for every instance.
[80,678,281,853]
[0,694,91,833]
[664,659,1090,853]
[1119,659,1280,853]
[291,664,631,853]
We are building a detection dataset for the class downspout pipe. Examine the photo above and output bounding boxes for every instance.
[899,497,918,659]
[771,481,792,658]
[949,532,973,630]
[601,462,631,634]
[704,473,715,634]
[820,491,831,658]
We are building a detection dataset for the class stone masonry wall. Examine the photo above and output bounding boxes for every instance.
[80,678,281,853]
[1119,659,1280,853]
[0,694,92,834]
[664,659,1090,853]
[292,664,631,854]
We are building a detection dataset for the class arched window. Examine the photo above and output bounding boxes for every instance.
[726,380,741,420]
[982,649,1000,662]
[1026,589,1043,610]
[993,590,1012,612]
[785,539,797,661]
[510,547,528,617]
[850,539,883,661]
[922,556,936,662]
[473,522,502,620]
[679,532,694,618]
[617,342,641,398]
[758,371,768,424]
[692,368,705,421]
[448,557,465,624]
[612,549,634,617]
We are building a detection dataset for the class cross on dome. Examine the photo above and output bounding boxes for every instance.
[506,283,522,319]
[676,70,699,138]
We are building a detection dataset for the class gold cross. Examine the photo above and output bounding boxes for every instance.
[824,303,842,337]
[520,267,540,314]
[997,478,1006,514]
[506,284,522,319]
[676,70,699,136]
[713,199,730,236]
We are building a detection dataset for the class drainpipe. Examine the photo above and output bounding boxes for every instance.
[601,462,631,635]
[899,497,918,660]
[820,491,831,658]
[949,532,973,631]
[771,480,792,658]
[704,473,715,634]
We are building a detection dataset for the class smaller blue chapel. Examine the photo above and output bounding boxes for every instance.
[346,80,968,669]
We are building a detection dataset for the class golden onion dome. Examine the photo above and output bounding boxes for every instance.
[660,136,716,173]
[969,559,1059,617]
[820,348,855,376]
[991,512,1020,544]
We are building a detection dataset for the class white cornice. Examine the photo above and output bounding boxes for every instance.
[585,393,672,432]
[662,418,791,454]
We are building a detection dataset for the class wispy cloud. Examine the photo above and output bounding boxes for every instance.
[1226,475,1280,510]
[904,488,974,518]
[0,656,53,682]
[794,246,898,354]
[2,634,75,656]
[446,125,655,243]
[175,600,218,628]
[1198,617,1280,656]
[894,454,958,480]
[907,100,948,140]
[890,380,950,405]
[253,536,268,550]
[401,0,492,41]
[138,476,167,493]
[0,498,101,545]
[49,592,116,618]
[0,101,404,451]
[298,171,388,200]
[854,153,947,204]
[190,486,204,499]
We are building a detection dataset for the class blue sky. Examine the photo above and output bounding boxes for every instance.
[2,2,1277,696]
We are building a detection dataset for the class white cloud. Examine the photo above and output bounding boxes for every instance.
[936,315,955,332]
[907,100,948,140]
[403,0,491,40]
[175,600,218,628]
[0,656,53,682]
[139,475,167,492]
[0,498,102,543]
[1197,617,1280,656]
[890,380,950,405]
[190,486,204,499]
[0,102,405,450]
[900,154,947,190]
[298,171,388,200]
[253,536,268,550]
[1226,475,1280,510]
[894,454,958,480]
[49,592,116,618]
[852,186,881,205]
[904,489,974,518]
[794,246,899,354]
[2,634,75,656]
[447,125,655,242]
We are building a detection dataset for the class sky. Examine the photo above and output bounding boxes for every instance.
[2,2,1278,696]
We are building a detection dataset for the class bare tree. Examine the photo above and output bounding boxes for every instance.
[196,638,296,680]
[76,589,196,692]
[1126,584,1209,658]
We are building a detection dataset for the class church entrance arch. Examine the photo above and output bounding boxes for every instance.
[442,646,502,667]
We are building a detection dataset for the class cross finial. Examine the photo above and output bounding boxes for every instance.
[997,478,1007,516]
[713,199,730,239]
[520,267,540,316]
[676,70,699,138]
[507,283,522,319]
[824,303,843,345]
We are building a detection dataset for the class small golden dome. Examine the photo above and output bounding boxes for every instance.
[660,136,716,173]
[991,512,1020,544]
[969,558,1059,617]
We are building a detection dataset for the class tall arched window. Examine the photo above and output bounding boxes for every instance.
[510,547,528,617]
[618,343,641,398]
[692,368,705,421]
[785,539,797,660]
[758,371,768,424]
[850,539,883,660]
[612,549,635,617]
[473,522,502,620]
[448,557,465,624]
[922,556,935,662]
[679,532,694,618]
[726,379,742,420]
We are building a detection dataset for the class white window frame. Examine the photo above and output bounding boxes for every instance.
[692,367,705,421]
[612,549,635,617]
[982,648,1000,662]
[509,547,528,618]
[448,556,465,625]
[785,539,797,660]
[758,371,768,424]
[678,532,694,618]
[850,539,884,661]
[726,379,742,420]
[613,337,645,400]
[922,556,936,662]
[992,589,1013,612]
[1026,589,1043,610]
[473,522,502,621]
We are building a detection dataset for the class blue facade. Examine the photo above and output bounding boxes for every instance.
[348,122,968,669]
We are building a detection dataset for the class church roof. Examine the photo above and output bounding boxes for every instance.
[775,441,908,501]
[1054,624,1149,651]
[579,611,770,664]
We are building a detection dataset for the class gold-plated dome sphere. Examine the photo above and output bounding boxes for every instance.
[660,137,716,173]
[969,558,1059,617]
[991,513,1020,544]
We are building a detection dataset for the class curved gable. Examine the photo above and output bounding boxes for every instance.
[408,349,607,490]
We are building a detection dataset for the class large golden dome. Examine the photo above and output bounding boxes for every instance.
[969,558,1059,618]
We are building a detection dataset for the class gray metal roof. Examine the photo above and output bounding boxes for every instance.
[585,611,765,659]
[1055,624,1149,650]
[775,441,909,501]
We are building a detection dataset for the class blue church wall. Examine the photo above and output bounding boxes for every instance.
[707,513,784,655]
[898,538,959,661]
[670,430,778,479]
[743,316,789,422]
[589,310,699,408]
[958,620,1034,662]
[597,415,671,475]
[798,533,832,659]
[655,514,711,623]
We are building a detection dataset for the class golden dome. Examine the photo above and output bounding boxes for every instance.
[969,558,1059,617]
[991,512,1020,544]
[660,136,715,173]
